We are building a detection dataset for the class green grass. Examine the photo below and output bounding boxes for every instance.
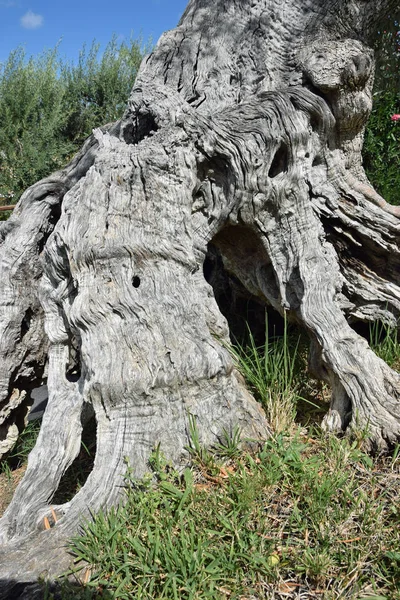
[228,319,304,434]
[0,419,41,473]
[1,317,399,599]
[370,320,400,369]
[51,322,399,599]
[56,428,400,599]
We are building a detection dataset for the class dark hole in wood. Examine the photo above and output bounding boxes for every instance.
[122,113,159,145]
[203,243,285,347]
[312,155,324,167]
[66,333,82,382]
[309,113,320,133]
[350,320,370,340]
[204,240,330,427]
[132,275,141,288]
[51,415,97,505]
[204,224,336,428]
[268,142,288,178]
[20,308,33,341]
[37,201,62,255]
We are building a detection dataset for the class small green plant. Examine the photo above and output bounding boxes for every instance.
[297,548,334,583]
[228,315,302,433]
[0,419,41,473]
[213,425,242,459]
[62,430,400,599]
[391,443,400,469]
[185,412,217,472]
[148,442,180,482]
[369,319,400,368]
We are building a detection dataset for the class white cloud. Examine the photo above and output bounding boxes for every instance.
[20,10,43,29]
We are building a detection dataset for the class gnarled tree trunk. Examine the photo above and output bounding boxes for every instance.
[0,0,399,594]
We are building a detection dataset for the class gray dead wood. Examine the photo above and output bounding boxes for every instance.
[0,0,399,594]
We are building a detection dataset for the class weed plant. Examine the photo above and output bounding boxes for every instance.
[228,318,303,434]
[61,427,400,599]
[369,319,400,369]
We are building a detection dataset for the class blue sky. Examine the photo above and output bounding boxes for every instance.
[0,0,189,63]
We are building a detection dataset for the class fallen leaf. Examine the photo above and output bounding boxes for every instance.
[278,582,301,593]
[50,506,58,523]
[267,553,280,566]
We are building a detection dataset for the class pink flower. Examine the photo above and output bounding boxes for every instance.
[391,114,400,121]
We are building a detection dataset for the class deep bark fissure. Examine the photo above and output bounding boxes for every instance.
[52,415,97,505]
[268,142,289,178]
[65,332,82,382]
[204,242,272,346]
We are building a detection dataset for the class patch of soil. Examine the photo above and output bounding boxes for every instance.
[0,465,26,517]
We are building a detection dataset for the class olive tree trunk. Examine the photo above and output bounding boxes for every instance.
[0,0,399,594]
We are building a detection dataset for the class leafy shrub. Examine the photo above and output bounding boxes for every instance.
[363,27,400,206]
[0,46,68,204]
[0,35,147,212]
[59,35,146,147]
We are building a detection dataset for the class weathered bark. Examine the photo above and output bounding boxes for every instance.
[0,0,399,593]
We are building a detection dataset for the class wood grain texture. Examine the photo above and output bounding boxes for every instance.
[0,0,399,592]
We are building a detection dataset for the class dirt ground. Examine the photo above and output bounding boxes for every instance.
[0,465,26,517]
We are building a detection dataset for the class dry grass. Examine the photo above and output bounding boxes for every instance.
[0,464,26,517]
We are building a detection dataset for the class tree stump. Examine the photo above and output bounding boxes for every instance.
[0,0,399,593]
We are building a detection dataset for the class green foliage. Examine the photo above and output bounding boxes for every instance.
[363,28,400,206]
[363,88,400,205]
[0,46,69,205]
[59,35,146,147]
[228,316,303,433]
[0,35,147,213]
[369,319,400,369]
[62,430,400,599]
[0,420,41,474]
